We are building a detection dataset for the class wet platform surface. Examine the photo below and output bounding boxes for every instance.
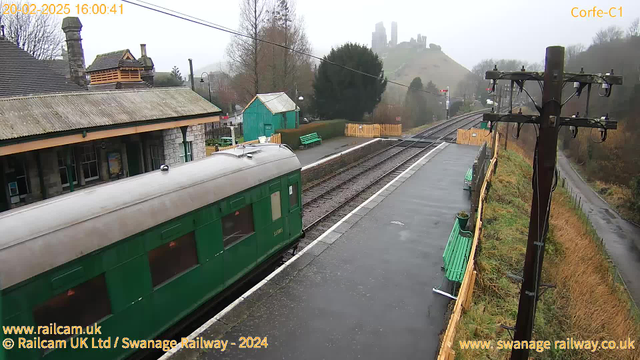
[294,136,372,167]
[169,143,480,360]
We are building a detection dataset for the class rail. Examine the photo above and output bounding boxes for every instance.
[437,133,500,360]
[303,111,484,193]
[303,114,485,232]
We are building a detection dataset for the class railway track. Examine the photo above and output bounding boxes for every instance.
[299,111,485,248]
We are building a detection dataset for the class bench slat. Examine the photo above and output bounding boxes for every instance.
[442,219,473,283]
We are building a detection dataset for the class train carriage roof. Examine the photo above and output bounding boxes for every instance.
[0,144,300,290]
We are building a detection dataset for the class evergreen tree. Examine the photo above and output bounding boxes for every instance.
[312,43,387,121]
[170,66,184,83]
[403,77,430,127]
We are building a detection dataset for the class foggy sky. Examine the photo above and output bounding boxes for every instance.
[27,0,640,78]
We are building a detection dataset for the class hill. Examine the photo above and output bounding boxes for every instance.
[380,44,470,102]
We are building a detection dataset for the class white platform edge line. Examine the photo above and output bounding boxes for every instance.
[301,138,380,171]
[159,141,448,359]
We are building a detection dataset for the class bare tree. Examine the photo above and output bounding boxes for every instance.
[227,0,267,102]
[565,44,585,66]
[592,26,624,45]
[0,0,64,60]
[628,18,640,38]
[261,0,312,98]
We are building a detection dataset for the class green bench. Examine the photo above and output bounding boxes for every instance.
[300,132,322,147]
[442,219,473,284]
[464,167,473,191]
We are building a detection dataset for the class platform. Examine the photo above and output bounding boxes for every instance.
[166,143,480,360]
[294,136,373,166]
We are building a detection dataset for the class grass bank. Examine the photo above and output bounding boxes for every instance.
[453,148,640,359]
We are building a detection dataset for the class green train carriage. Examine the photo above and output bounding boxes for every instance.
[0,144,303,360]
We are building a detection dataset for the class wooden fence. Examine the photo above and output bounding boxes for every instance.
[205,133,281,156]
[456,128,492,146]
[344,123,402,138]
[205,123,244,140]
[437,134,499,360]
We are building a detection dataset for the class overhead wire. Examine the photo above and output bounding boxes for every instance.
[120,0,442,95]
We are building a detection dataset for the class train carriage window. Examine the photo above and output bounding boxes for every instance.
[33,274,111,340]
[289,183,299,208]
[148,232,198,287]
[271,192,282,221]
[222,205,255,248]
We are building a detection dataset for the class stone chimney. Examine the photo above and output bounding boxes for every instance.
[61,17,87,89]
[139,43,155,86]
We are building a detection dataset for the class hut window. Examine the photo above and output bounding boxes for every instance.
[148,232,198,287]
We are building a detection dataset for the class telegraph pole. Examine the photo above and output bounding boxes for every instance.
[482,46,622,360]
[511,46,564,359]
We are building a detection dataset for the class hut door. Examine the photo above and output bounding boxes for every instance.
[264,124,273,137]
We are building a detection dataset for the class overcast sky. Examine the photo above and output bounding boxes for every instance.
[26,0,640,75]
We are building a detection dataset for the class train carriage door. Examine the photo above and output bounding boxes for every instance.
[269,184,285,255]
[287,176,302,241]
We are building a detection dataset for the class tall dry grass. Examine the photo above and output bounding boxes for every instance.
[547,190,640,359]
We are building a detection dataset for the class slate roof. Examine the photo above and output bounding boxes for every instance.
[0,88,222,141]
[42,59,71,79]
[0,38,84,98]
[86,50,143,72]
[245,92,298,114]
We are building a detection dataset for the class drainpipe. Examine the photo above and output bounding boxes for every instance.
[36,151,47,199]
[230,126,236,146]
[66,147,74,192]
[0,157,10,211]
[180,126,189,162]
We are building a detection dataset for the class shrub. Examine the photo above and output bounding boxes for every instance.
[277,119,347,148]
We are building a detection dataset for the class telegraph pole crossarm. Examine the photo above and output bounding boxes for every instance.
[483,113,618,129]
[481,46,623,360]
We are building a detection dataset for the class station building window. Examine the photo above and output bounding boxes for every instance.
[79,144,99,181]
[150,145,164,170]
[271,192,281,221]
[180,142,193,162]
[289,183,298,208]
[5,155,30,203]
[32,274,112,340]
[57,150,78,187]
[222,205,255,248]
[148,232,198,287]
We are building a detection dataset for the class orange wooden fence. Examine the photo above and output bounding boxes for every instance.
[437,134,499,360]
[345,124,402,138]
[456,128,493,146]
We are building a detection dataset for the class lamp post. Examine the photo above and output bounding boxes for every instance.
[200,72,212,103]
[296,94,304,128]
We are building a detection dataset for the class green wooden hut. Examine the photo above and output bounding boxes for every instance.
[243,92,299,141]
